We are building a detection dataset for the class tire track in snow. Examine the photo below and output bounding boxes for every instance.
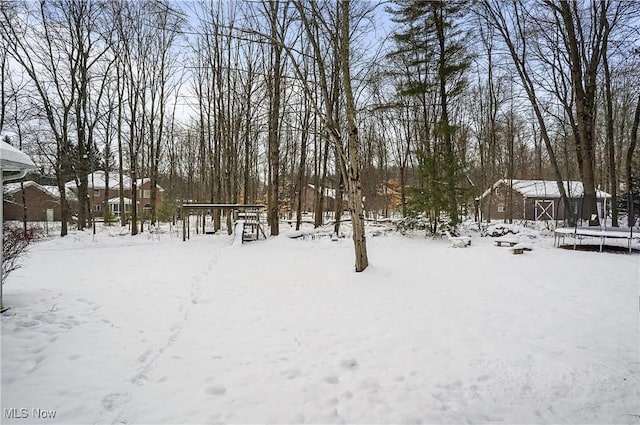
[96,248,222,425]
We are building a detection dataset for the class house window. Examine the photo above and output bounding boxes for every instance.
[112,203,120,214]
[494,187,501,195]
[497,203,505,213]
[143,189,150,199]
[94,204,101,212]
[93,189,100,197]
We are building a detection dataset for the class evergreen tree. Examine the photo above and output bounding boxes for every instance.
[388,0,471,228]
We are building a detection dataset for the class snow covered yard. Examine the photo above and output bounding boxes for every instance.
[1,225,639,424]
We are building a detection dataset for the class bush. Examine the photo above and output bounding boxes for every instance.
[2,224,44,283]
[395,212,457,237]
[156,200,175,223]
[103,210,117,225]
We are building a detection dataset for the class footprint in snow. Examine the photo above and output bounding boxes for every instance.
[281,367,301,379]
[102,393,121,411]
[477,375,491,382]
[324,375,339,385]
[131,373,148,386]
[340,358,359,370]
[205,385,226,396]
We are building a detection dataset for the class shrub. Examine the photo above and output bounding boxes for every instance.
[156,200,175,223]
[2,224,44,283]
[103,210,117,225]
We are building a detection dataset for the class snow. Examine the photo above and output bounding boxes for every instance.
[232,220,244,245]
[307,183,337,200]
[555,227,639,238]
[107,196,132,205]
[481,179,611,199]
[0,141,36,171]
[3,181,76,201]
[1,223,639,424]
[136,178,165,192]
[65,171,132,190]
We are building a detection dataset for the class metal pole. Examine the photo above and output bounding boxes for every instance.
[1,171,4,311]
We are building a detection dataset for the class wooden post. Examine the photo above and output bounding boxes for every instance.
[182,209,186,242]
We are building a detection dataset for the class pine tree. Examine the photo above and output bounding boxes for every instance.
[388,0,471,228]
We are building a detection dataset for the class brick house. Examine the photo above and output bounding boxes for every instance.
[82,171,131,218]
[135,178,164,212]
[480,179,611,222]
[3,181,78,222]
[67,171,164,219]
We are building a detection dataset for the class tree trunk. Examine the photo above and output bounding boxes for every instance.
[267,0,282,236]
[341,0,368,272]
[603,41,617,226]
[295,107,310,231]
[555,1,604,225]
[627,96,640,227]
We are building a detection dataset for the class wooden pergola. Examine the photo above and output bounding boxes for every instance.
[181,203,266,242]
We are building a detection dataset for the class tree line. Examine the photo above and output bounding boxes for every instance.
[1,0,639,271]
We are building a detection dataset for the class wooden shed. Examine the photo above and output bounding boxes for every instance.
[480,179,611,222]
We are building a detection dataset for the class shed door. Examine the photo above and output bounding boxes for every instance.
[535,200,554,220]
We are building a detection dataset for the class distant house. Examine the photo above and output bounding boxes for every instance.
[480,179,611,222]
[135,178,165,212]
[81,171,131,218]
[300,184,340,212]
[66,171,164,218]
[374,179,403,215]
[3,181,77,222]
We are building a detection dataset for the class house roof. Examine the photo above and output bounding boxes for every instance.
[1,140,37,177]
[65,172,163,191]
[3,180,77,201]
[481,179,611,200]
[108,197,132,205]
[136,178,164,192]
[307,184,337,199]
[65,171,132,190]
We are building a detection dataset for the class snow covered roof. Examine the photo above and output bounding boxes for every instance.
[65,172,164,191]
[65,171,132,190]
[307,184,337,199]
[1,140,37,175]
[3,180,77,201]
[136,178,164,192]
[108,197,132,205]
[481,179,611,200]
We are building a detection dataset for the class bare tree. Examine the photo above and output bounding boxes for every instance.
[0,1,79,236]
[479,0,575,224]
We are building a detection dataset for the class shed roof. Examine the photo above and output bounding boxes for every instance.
[481,179,611,200]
